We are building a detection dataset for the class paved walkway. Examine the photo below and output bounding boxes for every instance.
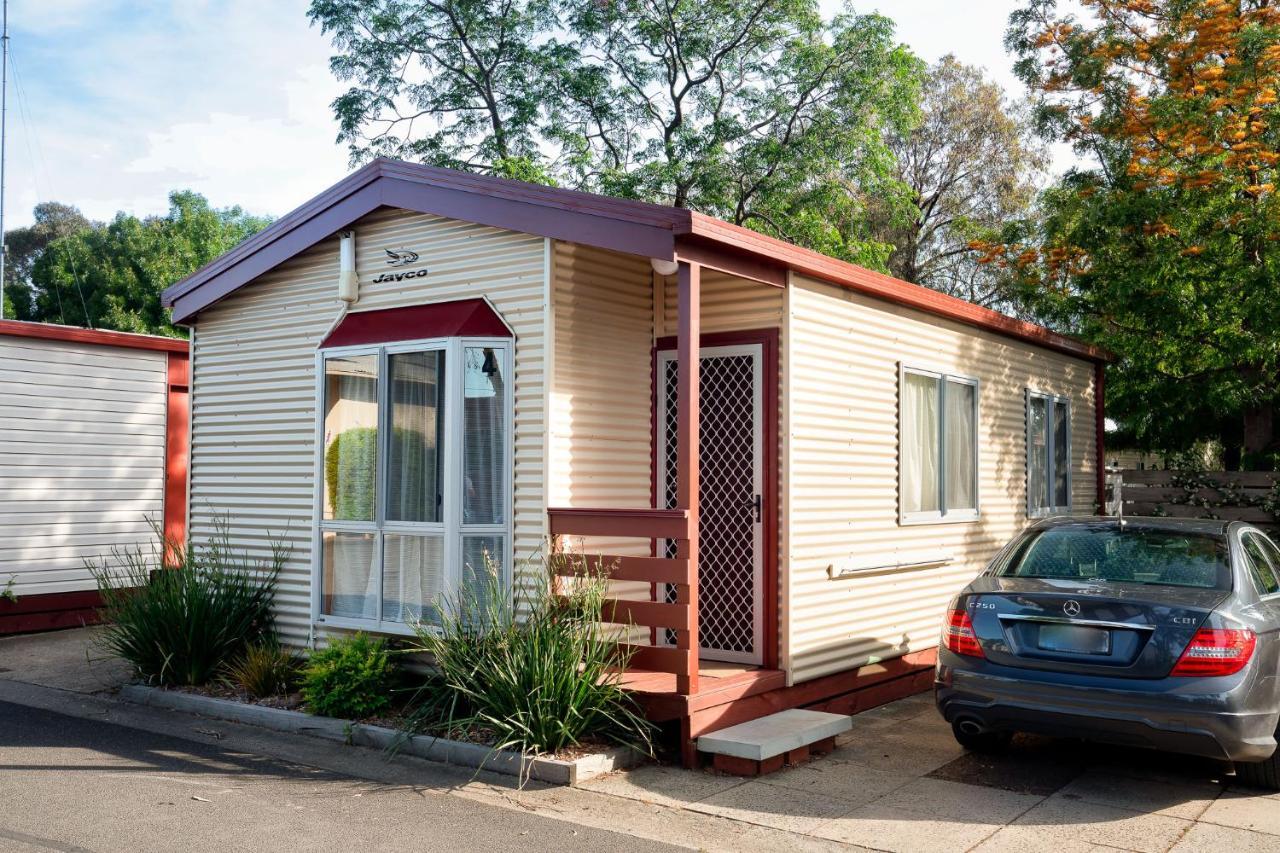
[3,628,1280,852]
[581,692,1280,852]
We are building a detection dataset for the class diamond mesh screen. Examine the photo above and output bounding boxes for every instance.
[662,353,758,657]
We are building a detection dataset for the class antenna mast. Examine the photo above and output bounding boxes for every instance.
[0,0,9,320]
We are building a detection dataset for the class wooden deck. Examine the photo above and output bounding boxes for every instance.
[619,652,936,767]
[620,661,786,724]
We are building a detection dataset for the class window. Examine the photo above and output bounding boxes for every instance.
[997,525,1231,590]
[1242,532,1280,596]
[899,366,979,523]
[315,336,511,632]
[1027,391,1071,516]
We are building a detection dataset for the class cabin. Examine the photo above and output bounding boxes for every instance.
[0,320,188,634]
[161,159,1106,764]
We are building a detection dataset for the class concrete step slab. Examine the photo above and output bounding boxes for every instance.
[697,709,852,762]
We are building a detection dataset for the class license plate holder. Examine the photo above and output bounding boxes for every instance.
[1038,624,1111,655]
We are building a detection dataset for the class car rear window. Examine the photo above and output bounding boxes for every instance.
[997,526,1231,589]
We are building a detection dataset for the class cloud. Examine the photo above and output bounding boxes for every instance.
[3,0,350,227]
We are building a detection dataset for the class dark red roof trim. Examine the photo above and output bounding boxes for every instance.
[319,299,512,349]
[162,159,1109,363]
[0,319,189,353]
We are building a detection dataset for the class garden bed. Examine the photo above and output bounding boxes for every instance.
[120,684,644,786]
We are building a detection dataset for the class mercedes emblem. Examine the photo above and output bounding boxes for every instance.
[1063,599,1082,617]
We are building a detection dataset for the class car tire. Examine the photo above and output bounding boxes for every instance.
[1237,752,1280,791]
[951,720,1013,753]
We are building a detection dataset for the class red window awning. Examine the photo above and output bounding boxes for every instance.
[319,298,512,349]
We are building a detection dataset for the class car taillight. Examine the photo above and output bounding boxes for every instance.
[1170,628,1256,677]
[943,609,985,658]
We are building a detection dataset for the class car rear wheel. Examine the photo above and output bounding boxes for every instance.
[951,719,1013,753]
[1236,749,1280,791]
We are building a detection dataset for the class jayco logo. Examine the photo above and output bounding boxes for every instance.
[385,247,420,266]
[372,247,428,282]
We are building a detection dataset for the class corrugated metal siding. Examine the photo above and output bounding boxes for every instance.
[188,208,545,646]
[549,242,653,615]
[661,269,784,334]
[785,274,1098,683]
[0,336,167,594]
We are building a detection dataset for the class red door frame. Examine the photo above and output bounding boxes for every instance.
[651,328,780,670]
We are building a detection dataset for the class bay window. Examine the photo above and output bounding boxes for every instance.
[1027,390,1071,516]
[899,366,980,523]
[314,336,511,632]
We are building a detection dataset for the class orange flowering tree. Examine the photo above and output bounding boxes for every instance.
[990,0,1280,461]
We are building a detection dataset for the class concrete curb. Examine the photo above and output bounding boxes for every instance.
[119,684,643,786]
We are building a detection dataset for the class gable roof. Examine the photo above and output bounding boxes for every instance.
[161,158,1108,362]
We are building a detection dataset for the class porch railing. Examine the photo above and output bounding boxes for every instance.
[547,506,699,694]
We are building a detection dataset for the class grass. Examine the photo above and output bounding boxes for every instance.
[400,548,653,761]
[90,519,286,687]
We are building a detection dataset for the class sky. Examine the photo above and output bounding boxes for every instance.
[7,0,1060,229]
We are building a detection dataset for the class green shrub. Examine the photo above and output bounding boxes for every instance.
[325,427,377,520]
[90,521,284,687]
[225,642,303,698]
[301,632,395,719]
[325,427,431,520]
[402,550,653,758]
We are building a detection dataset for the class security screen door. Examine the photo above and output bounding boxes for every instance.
[657,344,765,665]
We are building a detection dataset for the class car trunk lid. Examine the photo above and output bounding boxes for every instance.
[963,576,1229,678]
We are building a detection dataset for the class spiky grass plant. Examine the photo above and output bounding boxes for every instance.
[401,548,653,760]
[90,519,285,687]
[225,642,303,698]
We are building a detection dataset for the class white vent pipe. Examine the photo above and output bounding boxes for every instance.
[338,230,358,303]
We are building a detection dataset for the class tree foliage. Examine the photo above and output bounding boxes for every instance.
[309,0,922,266]
[986,0,1280,459]
[1,202,92,320]
[876,56,1047,308]
[23,191,270,337]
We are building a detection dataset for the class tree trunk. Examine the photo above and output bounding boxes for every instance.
[1241,407,1276,470]
[1223,442,1242,472]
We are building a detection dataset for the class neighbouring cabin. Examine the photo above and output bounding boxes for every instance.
[162,159,1107,765]
[0,320,189,634]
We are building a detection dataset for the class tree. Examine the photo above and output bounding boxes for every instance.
[983,0,1280,465]
[30,191,271,337]
[875,56,1047,308]
[309,0,923,267]
[308,0,558,179]
[1,202,92,320]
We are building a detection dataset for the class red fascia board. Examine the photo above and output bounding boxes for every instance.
[687,212,1111,363]
[319,299,513,349]
[163,158,1106,363]
[0,319,189,353]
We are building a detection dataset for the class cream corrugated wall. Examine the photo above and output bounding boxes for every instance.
[549,241,652,511]
[661,269,784,334]
[0,336,167,594]
[188,208,545,646]
[785,274,1098,683]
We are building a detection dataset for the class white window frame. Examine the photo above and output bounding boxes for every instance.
[898,364,981,526]
[1026,389,1072,518]
[310,335,515,636]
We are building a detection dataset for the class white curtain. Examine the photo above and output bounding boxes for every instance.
[903,373,940,514]
[1028,397,1049,512]
[945,381,977,511]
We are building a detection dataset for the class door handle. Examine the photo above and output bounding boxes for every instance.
[746,494,761,523]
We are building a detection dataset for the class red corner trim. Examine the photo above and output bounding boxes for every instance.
[1095,361,1107,514]
[164,351,190,563]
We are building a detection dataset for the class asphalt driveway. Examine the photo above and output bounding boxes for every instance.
[5,627,1280,852]
[0,698,677,853]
